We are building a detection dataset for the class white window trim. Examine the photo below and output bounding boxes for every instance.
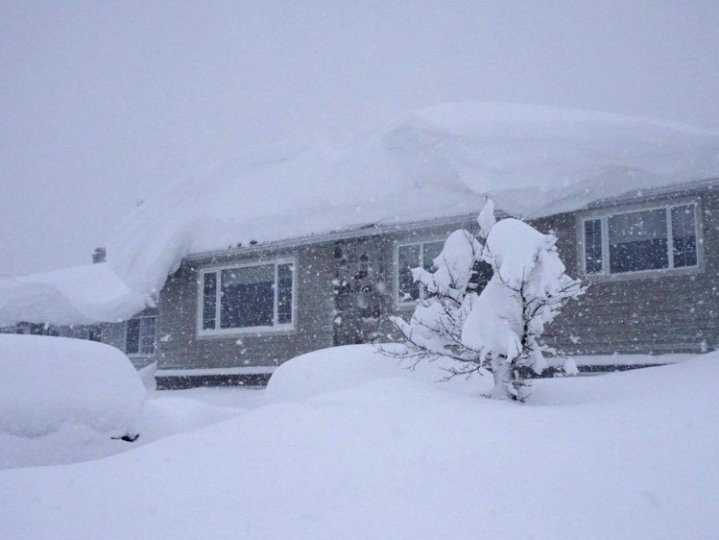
[124,315,157,357]
[577,198,703,281]
[393,238,446,309]
[196,258,297,337]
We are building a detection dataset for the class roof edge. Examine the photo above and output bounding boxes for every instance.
[585,176,719,210]
[184,176,719,263]
[184,212,480,262]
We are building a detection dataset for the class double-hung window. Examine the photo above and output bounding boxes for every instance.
[581,202,699,276]
[199,260,294,334]
[396,240,444,304]
[125,316,156,355]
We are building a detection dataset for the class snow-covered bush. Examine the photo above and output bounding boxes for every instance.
[265,345,404,403]
[264,344,490,403]
[390,229,483,359]
[389,200,583,400]
[0,335,146,437]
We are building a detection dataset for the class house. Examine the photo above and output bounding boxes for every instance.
[1,104,718,387]
[94,176,707,388]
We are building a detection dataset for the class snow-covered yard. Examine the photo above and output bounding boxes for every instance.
[1,345,717,540]
[0,381,264,471]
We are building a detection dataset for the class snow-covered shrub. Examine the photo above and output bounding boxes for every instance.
[264,344,490,403]
[390,229,483,359]
[265,345,398,403]
[388,200,583,400]
[0,335,146,437]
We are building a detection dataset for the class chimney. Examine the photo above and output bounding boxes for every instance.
[92,247,106,264]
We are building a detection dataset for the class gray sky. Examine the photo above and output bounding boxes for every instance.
[2,0,718,275]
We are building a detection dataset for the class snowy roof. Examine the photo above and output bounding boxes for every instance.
[2,102,719,325]
[0,264,146,326]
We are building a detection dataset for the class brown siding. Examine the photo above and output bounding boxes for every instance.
[540,189,719,354]
[156,243,335,369]
[153,184,719,370]
[100,321,126,352]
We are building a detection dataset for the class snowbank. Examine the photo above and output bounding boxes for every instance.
[0,395,243,470]
[2,102,718,325]
[264,344,493,403]
[0,335,145,437]
[1,353,717,539]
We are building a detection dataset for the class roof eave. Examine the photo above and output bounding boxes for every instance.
[184,212,481,262]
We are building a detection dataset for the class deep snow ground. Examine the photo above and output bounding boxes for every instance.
[151,385,266,409]
[1,351,717,539]
[0,386,264,470]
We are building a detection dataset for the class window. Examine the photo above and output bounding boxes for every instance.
[88,325,102,342]
[581,203,699,276]
[67,325,101,342]
[583,218,603,274]
[396,240,444,303]
[199,260,294,333]
[125,316,156,355]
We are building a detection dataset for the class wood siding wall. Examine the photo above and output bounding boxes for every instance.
[153,185,719,370]
[541,189,719,354]
[156,244,335,369]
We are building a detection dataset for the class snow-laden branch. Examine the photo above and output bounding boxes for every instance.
[384,199,583,401]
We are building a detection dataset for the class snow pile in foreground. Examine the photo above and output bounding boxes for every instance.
[3,103,718,326]
[0,390,248,470]
[1,347,716,539]
[0,335,145,437]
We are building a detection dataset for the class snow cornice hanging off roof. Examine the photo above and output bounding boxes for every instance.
[183,212,482,262]
[0,263,148,327]
[184,175,719,262]
[1,102,718,325]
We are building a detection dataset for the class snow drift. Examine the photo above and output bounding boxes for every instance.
[264,344,491,403]
[0,335,145,437]
[1,102,718,325]
[1,350,717,539]
[0,385,261,470]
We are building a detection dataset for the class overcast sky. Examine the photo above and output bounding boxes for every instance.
[2,0,718,275]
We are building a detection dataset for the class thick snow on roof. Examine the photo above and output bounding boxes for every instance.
[107,102,719,295]
[0,263,146,326]
[2,102,719,324]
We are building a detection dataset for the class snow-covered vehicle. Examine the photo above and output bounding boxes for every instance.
[0,334,146,440]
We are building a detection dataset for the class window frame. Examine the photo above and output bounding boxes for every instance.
[577,198,703,280]
[196,258,297,337]
[393,238,446,309]
[124,315,157,357]
[68,326,90,341]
